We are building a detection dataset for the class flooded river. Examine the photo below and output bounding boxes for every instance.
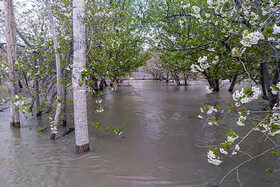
[0,80,279,186]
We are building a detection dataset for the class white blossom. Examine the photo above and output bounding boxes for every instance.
[219,148,228,155]
[273,25,280,35]
[96,99,103,103]
[192,6,200,14]
[227,134,239,143]
[182,3,190,9]
[237,115,246,126]
[235,144,240,151]
[207,106,218,114]
[233,86,261,104]
[271,86,278,95]
[191,56,210,73]
[200,107,204,113]
[207,150,222,166]
[240,30,264,47]
[231,47,238,55]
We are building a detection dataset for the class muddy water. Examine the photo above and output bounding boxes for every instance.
[0,80,279,186]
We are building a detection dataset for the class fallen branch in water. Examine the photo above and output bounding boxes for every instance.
[55,127,75,139]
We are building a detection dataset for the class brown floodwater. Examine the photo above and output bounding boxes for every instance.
[0,80,279,186]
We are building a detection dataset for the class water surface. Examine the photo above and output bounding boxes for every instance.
[0,80,279,186]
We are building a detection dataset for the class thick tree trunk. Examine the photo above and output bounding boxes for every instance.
[262,63,279,107]
[4,0,20,128]
[208,79,220,92]
[260,63,268,99]
[228,74,238,92]
[46,0,63,139]
[73,0,90,153]
[172,72,180,86]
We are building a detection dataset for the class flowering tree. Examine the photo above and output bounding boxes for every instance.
[188,0,280,185]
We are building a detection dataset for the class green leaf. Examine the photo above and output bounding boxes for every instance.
[266,168,275,175]
[98,92,104,97]
[91,122,102,129]
[271,151,279,157]
[78,81,83,87]
[36,129,42,134]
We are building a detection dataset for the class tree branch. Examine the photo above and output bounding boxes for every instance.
[220,144,280,184]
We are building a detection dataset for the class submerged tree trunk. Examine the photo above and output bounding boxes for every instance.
[33,53,42,116]
[184,73,189,86]
[260,63,268,99]
[208,79,220,92]
[61,46,72,126]
[73,0,90,154]
[262,63,279,107]
[171,72,180,86]
[228,74,238,92]
[4,0,20,128]
[46,0,63,139]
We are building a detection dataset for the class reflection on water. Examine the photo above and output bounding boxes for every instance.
[0,80,279,186]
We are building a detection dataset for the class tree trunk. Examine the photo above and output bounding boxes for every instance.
[99,81,104,91]
[260,63,268,99]
[61,46,72,126]
[4,0,20,128]
[262,63,279,107]
[228,74,238,92]
[34,54,41,116]
[18,80,23,88]
[208,79,220,92]
[73,0,90,153]
[166,70,169,82]
[184,73,188,86]
[171,72,180,86]
[46,0,63,139]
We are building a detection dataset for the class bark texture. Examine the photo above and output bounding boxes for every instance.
[261,63,279,107]
[4,0,21,127]
[73,0,90,153]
